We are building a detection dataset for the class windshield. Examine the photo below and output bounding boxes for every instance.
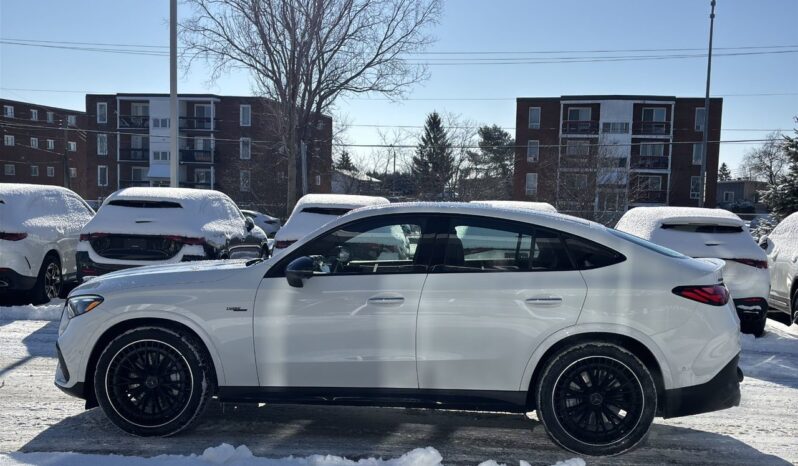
[108,200,182,209]
[608,228,686,258]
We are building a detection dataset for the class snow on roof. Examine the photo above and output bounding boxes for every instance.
[469,200,558,213]
[105,187,233,205]
[615,206,743,239]
[335,169,381,182]
[0,183,78,199]
[0,183,93,235]
[771,211,798,238]
[294,193,389,210]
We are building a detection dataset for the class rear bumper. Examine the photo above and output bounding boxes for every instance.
[0,268,37,292]
[733,297,769,322]
[76,251,207,282]
[662,353,742,418]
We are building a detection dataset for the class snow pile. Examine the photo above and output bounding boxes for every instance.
[0,445,583,466]
[81,187,249,248]
[614,206,765,260]
[469,200,558,213]
[0,300,64,321]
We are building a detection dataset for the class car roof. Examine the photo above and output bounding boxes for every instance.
[616,206,743,237]
[293,194,390,211]
[106,187,233,205]
[0,183,78,199]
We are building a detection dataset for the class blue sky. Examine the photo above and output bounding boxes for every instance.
[1,0,796,173]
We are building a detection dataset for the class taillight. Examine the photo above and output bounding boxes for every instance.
[165,235,206,246]
[730,258,768,269]
[274,240,296,249]
[80,232,109,241]
[672,284,730,306]
[0,232,27,241]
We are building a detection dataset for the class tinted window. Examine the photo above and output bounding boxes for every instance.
[562,235,625,269]
[108,200,181,208]
[438,218,571,272]
[301,207,352,216]
[289,217,425,275]
[661,223,743,233]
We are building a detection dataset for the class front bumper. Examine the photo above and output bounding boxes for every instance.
[0,268,37,292]
[662,353,742,418]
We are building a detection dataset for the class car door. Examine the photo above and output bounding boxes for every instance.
[253,214,433,389]
[416,215,587,392]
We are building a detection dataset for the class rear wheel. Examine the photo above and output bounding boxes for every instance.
[792,289,798,325]
[535,343,657,456]
[30,254,62,304]
[94,326,214,436]
[742,315,767,337]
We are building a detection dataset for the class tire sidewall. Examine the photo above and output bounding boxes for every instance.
[94,327,210,437]
[536,343,657,456]
[31,254,60,304]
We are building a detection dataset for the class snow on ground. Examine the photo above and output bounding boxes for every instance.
[0,300,63,321]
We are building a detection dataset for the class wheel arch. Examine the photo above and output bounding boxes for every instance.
[522,328,669,412]
[83,316,222,408]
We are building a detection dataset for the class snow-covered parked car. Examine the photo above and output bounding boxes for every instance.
[272,193,389,253]
[57,203,743,456]
[470,200,558,213]
[0,184,94,302]
[76,188,267,282]
[241,209,281,236]
[760,211,798,325]
[616,206,770,335]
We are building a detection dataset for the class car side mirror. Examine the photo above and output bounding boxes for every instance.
[758,235,771,251]
[245,217,255,231]
[286,256,315,288]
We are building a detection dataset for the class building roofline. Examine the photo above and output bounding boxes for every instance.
[0,97,85,114]
[517,95,723,102]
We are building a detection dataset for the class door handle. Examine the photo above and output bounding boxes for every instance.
[368,296,405,305]
[525,296,563,306]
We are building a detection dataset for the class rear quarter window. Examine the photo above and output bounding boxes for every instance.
[562,234,626,269]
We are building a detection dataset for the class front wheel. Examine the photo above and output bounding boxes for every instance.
[535,343,657,456]
[94,326,214,436]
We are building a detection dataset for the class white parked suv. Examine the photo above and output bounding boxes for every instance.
[272,194,389,253]
[760,211,798,325]
[0,184,94,303]
[616,207,771,336]
[241,209,281,236]
[56,203,742,456]
[77,188,267,281]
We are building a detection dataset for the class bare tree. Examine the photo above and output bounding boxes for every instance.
[739,131,788,184]
[181,0,441,215]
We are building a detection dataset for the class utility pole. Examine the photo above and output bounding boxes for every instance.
[699,0,716,207]
[301,141,308,195]
[391,145,397,196]
[169,0,179,188]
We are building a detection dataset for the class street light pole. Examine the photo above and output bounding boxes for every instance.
[169,0,179,188]
[699,0,716,207]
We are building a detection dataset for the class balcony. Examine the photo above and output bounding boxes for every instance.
[180,181,214,190]
[119,148,149,162]
[631,156,669,170]
[119,179,150,188]
[633,190,668,203]
[179,117,218,130]
[119,115,150,129]
[561,120,598,134]
[179,149,214,164]
[633,121,671,135]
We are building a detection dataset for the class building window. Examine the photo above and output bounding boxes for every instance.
[46,111,54,123]
[153,151,170,161]
[723,191,734,202]
[240,137,251,160]
[642,107,666,122]
[525,173,538,195]
[526,140,540,162]
[3,105,14,118]
[240,170,251,192]
[30,109,39,121]
[67,115,77,127]
[602,122,629,133]
[131,166,147,182]
[70,168,77,178]
[567,107,591,121]
[30,137,39,149]
[692,143,704,165]
[46,139,55,150]
[98,166,108,186]
[195,169,211,185]
[31,165,39,177]
[695,108,705,132]
[4,135,14,146]
[563,174,588,191]
[97,134,108,155]
[690,176,701,199]
[640,142,665,157]
[315,174,321,186]
[152,118,170,128]
[4,164,15,175]
[638,175,662,192]
[96,102,108,124]
[240,104,251,126]
[67,141,77,152]
[47,166,55,177]
[528,107,541,129]
[565,139,590,156]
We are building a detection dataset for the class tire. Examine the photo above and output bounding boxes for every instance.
[742,315,767,337]
[94,326,215,437]
[30,254,62,304]
[535,343,657,456]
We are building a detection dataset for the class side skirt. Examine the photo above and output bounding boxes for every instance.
[217,387,530,413]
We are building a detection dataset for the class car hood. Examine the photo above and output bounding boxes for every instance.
[70,259,259,295]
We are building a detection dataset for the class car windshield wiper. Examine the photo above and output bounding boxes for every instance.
[245,258,265,266]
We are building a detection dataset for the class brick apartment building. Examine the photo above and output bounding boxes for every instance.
[1,95,333,216]
[1,98,87,195]
[513,95,722,222]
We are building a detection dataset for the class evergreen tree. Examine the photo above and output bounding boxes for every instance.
[465,125,515,199]
[336,151,358,172]
[761,121,798,221]
[718,162,732,181]
[411,112,454,200]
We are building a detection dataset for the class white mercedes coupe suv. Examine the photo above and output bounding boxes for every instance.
[55,203,743,456]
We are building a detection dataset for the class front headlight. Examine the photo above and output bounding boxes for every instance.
[66,295,104,319]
